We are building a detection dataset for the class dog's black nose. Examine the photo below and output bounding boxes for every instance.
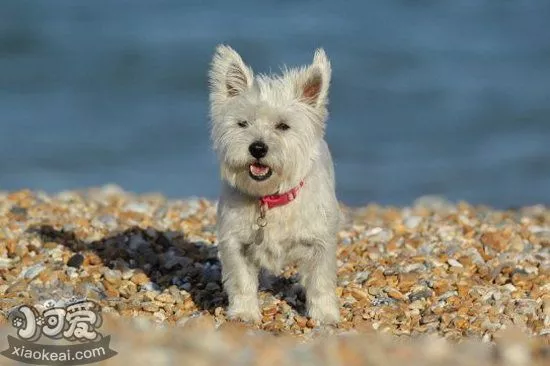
[249,141,268,159]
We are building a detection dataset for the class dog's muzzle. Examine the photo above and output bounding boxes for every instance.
[249,162,272,181]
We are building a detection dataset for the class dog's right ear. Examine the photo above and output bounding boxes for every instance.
[296,49,331,110]
[209,45,253,104]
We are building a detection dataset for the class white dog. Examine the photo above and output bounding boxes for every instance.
[209,45,340,324]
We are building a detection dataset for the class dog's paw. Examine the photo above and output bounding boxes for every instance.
[307,297,340,325]
[227,306,261,323]
[227,296,261,323]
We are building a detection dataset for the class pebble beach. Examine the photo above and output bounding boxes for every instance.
[0,186,549,365]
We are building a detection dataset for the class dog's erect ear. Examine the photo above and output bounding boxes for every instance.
[297,48,331,108]
[209,45,253,103]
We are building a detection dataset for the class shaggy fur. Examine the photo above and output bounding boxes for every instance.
[209,45,340,324]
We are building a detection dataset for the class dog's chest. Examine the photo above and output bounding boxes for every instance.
[242,205,307,272]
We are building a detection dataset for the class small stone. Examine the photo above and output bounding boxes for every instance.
[447,258,463,268]
[67,267,79,280]
[153,311,167,322]
[350,288,369,301]
[122,268,135,280]
[155,293,175,304]
[124,202,150,214]
[0,258,14,269]
[404,216,422,229]
[354,271,370,284]
[23,264,45,280]
[294,316,307,328]
[43,242,58,250]
[67,253,84,268]
[262,305,278,317]
[141,282,160,292]
[409,288,433,302]
[385,287,406,301]
[86,253,102,265]
[119,280,137,298]
[372,297,397,307]
[0,284,9,295]
[142,302,159,313]
[128,234,149,252]
[10,205,27,216]
[364,227,393,242]
[403,263,426,273]
[421,314,440,325]
[6,280,27,294]
[131,272,149,285]
[104,269,122,285]
[91,215,118,230]
[144,291,158,301]
[103,288,119,298]
[501,284,517,292]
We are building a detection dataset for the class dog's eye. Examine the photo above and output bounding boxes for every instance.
[276,122,290,131]
[237,120,248,128]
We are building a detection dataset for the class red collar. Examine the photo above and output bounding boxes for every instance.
[259,181,305,209]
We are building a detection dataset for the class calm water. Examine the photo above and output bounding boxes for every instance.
[1,0,549,207]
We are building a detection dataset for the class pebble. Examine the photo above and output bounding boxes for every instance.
[119,281,138,298]
[142,302,160,313]
[156,293,175,304]
[409,288,433,302]
[124,202,150,214]
[91,215,118,230]
[67,267,79,280]
[447,258,464,268]
[364,227,393,242]
[131,272,150,285]
[23,264,45,279]
[67,253,84,268]
[354,271,370,284]
[104,269,122,285]
[372,297,397,307]
[141,282,160,292]
[122,268,135,280]
[128,234,149,252]
[0,258,14,269]
[295,315,307,328]
[404,216,422,229]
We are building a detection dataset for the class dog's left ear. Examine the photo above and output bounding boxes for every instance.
[298,48,332,109]
[209,45,254,105]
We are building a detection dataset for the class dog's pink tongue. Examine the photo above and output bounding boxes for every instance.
[250,163,269,175]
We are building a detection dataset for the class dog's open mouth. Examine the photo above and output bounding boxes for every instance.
[249,162,272,181]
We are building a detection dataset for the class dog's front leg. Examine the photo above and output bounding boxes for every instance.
[219,241,261,322]
[300,240,340,324]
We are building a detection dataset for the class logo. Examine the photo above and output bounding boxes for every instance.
[2,297,117,365]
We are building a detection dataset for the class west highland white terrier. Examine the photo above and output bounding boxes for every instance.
[209,45,340,324]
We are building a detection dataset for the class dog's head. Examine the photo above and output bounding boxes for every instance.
[209,45,331,197]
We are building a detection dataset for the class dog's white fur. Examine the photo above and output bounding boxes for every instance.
[209,45,340,324]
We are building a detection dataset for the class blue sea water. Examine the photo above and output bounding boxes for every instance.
[1,0,549,207]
